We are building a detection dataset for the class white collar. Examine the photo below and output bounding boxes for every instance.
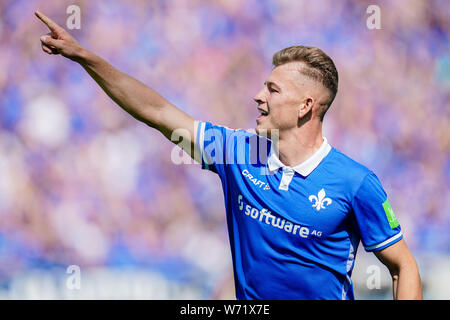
[267,137,331,176]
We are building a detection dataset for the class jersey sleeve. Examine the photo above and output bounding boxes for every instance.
[351,172,403,252]
[196,121,238,177]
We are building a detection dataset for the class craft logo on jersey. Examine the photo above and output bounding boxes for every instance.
[241,169,270,190]
[309,188,332,211]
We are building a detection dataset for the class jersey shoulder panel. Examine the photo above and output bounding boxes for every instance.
[328,147,372,178]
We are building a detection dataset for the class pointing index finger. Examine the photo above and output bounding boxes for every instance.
[35,10,62,32]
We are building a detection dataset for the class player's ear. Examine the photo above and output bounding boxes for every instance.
[298,97,314,118]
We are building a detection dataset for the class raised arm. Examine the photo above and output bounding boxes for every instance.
[374,238,422,299]
[35,10,201,161]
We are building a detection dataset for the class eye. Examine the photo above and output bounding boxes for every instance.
[268,87,278,93]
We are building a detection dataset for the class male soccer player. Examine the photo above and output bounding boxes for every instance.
[36,10,422,299]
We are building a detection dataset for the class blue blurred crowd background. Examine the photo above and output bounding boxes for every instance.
[0,0,449,299]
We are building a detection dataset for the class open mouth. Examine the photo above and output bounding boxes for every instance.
[256,108,269,121]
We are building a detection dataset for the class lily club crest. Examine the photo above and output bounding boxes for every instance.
[309,188,332,211]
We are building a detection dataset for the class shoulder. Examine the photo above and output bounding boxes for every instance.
[323,147,375,193]
[199,121,256,138]
[326,147,372,176]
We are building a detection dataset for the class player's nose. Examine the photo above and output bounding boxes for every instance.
[253,88,266,105]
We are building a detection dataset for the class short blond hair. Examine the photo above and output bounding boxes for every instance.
[272,45,338,113]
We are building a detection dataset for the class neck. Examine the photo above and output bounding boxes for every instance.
[272,122,324,168]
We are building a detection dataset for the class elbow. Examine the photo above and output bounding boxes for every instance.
[131,103,163,128]
[393,258,423,299]
[387,264,400,281]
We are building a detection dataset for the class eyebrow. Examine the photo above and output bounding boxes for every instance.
[264,81,281,90]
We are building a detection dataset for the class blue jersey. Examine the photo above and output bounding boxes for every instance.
[196,121,403,300]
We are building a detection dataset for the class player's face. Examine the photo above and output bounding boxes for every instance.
[253,62,308,136]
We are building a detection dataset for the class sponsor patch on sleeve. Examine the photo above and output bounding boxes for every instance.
[382,199,399,229]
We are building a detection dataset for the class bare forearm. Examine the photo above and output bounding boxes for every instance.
[76,48,168,127]
[36,10,197,154]
[36,10,169,127]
